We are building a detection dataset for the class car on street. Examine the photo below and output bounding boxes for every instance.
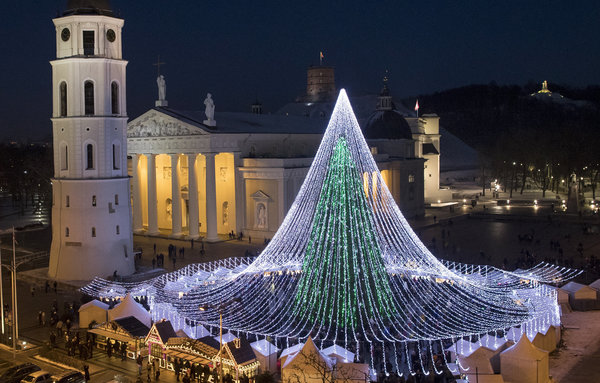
[0,363,42,383]
[50,370,85,383]
[21,370,53,383]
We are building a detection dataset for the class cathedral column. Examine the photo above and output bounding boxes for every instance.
[205,153,219,242]
[170,154,183,237]
[131,154,143,232]
[187,153,200,239]
[233,152,244,235]
[147,153,159,235]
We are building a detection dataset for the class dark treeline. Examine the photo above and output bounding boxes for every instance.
[407,82,600,198]
[0,143,53,213]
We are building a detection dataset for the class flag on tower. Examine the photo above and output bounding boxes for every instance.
[415,99,420,118]
[320,51,324,65]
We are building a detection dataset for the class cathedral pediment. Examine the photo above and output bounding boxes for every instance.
[128,110,207,138]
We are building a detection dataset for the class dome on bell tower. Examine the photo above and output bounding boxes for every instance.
[63,0,113,16]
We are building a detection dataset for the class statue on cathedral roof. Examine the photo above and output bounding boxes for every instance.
[157,75,166,101]
[203,93,216,126]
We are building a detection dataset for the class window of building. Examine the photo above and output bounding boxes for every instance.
[116,225,120,235]
[408,174,415,183]
[84,81,94,115]
[114,194,119,205]
[111,82,119,114]
[86,144,94,169]
[61,145,68,171]
[66,195,70,207]
[92,195,97,207]
[91,227,96,237]
[83,31,95,55]
[112,144,120,170]
[65,227,70,237]
[59,82,67,117]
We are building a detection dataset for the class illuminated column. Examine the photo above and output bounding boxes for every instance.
[278,177,285,226]
[147,153,159,235]
[131,154,143,232]
[205,153,219,242]
[233,152,244,235]
[188,153,200,239]
[170,154,183,237]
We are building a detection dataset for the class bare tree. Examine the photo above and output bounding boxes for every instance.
[283,347,369,383]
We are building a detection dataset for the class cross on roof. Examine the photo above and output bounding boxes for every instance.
[153,55,166,76]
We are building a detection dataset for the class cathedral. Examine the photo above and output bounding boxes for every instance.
[47,0,450,281]
[127,67,450,241]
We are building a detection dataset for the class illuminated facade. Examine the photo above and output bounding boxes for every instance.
[49,0,135,280]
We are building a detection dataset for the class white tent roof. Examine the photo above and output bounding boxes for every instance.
[505,327,535,342]
[321,344,355,362]
[79,299,109,312]
[215,332,237,344]
[445,339,477,355]
[280,343,304,359]
[589,278,600,291]
[501,334,547,360]
[108,293,152,327]
[562,281,588,293]
[193,324,211,338]
[479,334,507,351]
[282,337,332,369]
[251,339,279,356]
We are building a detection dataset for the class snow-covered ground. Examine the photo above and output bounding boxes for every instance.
[550,310,600,382]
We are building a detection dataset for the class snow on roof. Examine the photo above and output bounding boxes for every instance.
[157,107,327,135]
[250,339,279,356]
[321,344,355,362]
[215,332,237,344]
[280,342,305,360]
[79,299,109,312]
[108,293,152,328]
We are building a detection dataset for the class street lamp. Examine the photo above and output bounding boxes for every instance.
[199,297,242,383]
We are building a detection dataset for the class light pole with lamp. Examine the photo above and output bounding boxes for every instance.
[199,297,241,383]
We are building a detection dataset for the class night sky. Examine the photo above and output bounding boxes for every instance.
[1,0,599,141]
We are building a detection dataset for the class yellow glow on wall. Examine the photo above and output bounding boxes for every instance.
[380,169,390,188]
[372,172,378,200]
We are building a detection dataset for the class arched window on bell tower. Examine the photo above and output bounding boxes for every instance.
[86,143,94,170]
[59,82,67,117]
[84,81,94,115]
[111,82,119,114]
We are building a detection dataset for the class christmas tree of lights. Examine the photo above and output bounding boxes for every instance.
[294,137,396,327]
[82,89,579,375]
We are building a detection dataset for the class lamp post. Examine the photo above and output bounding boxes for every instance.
[199,297,241,383]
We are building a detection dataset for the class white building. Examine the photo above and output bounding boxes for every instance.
[127,72,450,240]
[48,0,135,280]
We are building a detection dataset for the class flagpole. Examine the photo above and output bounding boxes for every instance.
[11,227,17,355]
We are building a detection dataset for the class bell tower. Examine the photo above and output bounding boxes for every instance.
[49,0,135,280]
